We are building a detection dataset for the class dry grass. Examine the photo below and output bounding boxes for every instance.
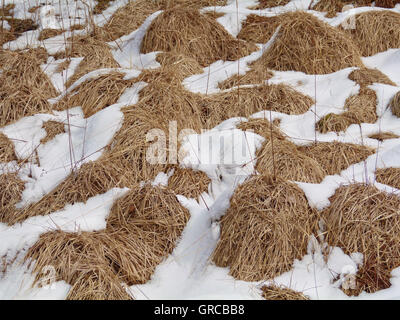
[55,72,135,117]
[262,284,309,300]
[38,28,64,41]
[213,175,316,281]
[390,92,400,118]
[369,132,399,141]
[238,14,283,44]
[168,168,211,199]
[323,184,400,294]
[218,69,274,89]
[251,12,362,74]
[40,121,65,144]
[349,68,396,87]
[344,11,400,57]
[298,142,375,176]
[0,133,17,162]
[0,48,57,126]
[25,184,190,300]
[251,0,291,9]
[317,88,377,133]
[141,7,257,67]
[375,167,400,189]
[93,0,115,14]
[237,118,287,141]
[0,173,25,223]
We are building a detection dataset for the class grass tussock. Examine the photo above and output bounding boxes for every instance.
[345,11,400,57]
[212,175,316,281]
[323,184,400,294]
[38,28,64,41]
[0,48,57,126]
[141,7,257,67]
[375,167,400,189]
[26,184,190,299]
[168,168,210,199]
[298,142,375,176]
[262,285,309,300]
[369,132,399,141]
[0,173,25,223]
[349,68,396,87]
[238,14,283,44]
[0,133,17,162]
[317,88,377,133]
[218,68,274,89]
[390,91,400,118]
[40,121,65,144]
[251,0,291,9]
[252,12,363,74]
[55,72,134,117]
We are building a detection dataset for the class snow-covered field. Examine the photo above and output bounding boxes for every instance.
[1,0,400,300]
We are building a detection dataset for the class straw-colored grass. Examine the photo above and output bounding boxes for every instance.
[237,118,287,141]
[390,92,400,118]
[0,48,57,126]
[238,14,282,44]
[38,28,64,41]
[213,174,316,281]
[349,68,396,87]
[375,167,400,189]
[0,133,17,162]
[218,68,274,89]
[55,72,135,117]
[317,88,377,133]
[298,142,375,176]
[141,7,257,67]
[168,167,211,199]
[0,173,25,223]
[251,0,291,9]
[344,11,400,57]
[323,184,400,294]
[40,121,65,144]
[369,132,399,141]
[262,285,309,300]
[251,12,363,74]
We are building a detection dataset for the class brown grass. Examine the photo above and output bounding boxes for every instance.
[40,121,65,144]
[168,168,211,199]
[390,91,400,118]
[369,132,399,141]
[0,133,17,162]
[375,167,400,189]
[0,173,25,223]
[317,88,377,133]
[213,175,316,281]
[238,14,283,44]
[298,142,375,176]
[218,68,274,89]
[344,11,400,57]
[251,12,363,74]
[0,48,57,126]
[262,284,309,300]
[38,28,64,41]
[349,68,396,87]
[251,0,291,9]
[55,72,135,117]
[323,184,400,294]
[25,184,190,299]
[141,7,257,67]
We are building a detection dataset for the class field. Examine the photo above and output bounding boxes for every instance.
[0,0,400,300]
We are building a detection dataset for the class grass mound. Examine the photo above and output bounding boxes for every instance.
[349,68,396,87]
[323,184,400,294]
[375,167,400,189]
[238,14,282,44]
[345,11,400,57]
[26,184,190,300]
[0,49,57,126]
[0,133,17,162]
[212,175,316,281]
[262,285,309,300]
[390,92,400,118]
[251,0,291,9]
[298,142,375,176]
[168,168,211,199]
[56,72,134,117]
[251,12,362,74]
[40,121,65,144]
[0,173,25,223]
[369,132,399,141]
[141,7,257,67]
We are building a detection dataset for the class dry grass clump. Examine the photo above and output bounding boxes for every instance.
[261,285,309,300]
[298,142,375,176]
[203,84,314,127]
[40,121,65,144]
[349,68,396,87]
[168,167,211,199]
[237,118,287,141]
[323,184,400,294]
[375,167,400,189]
[218,68,273,90]
[0,173,25,223]
[250,0,291,9]
[0,17,37,46]
[38,28,64,41]
[141,8,257,67]
[0,48,57,126]
[253,12,363,74]
[390,92,400,118]
[345,11,400,57]
[0,133,17,162]
[26,184,190,299]
[93,0,115,14]
[317,88,377,133]
[238,14,282,44]
[213,175,316,281]
[55,72,134,117]
[369,132,399,141]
